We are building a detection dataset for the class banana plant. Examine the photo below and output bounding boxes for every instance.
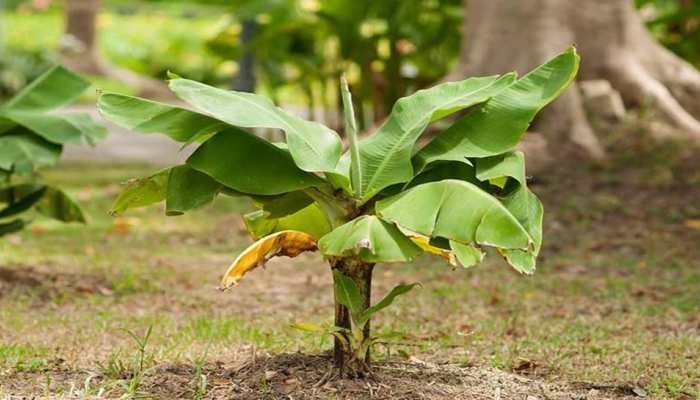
[0,66,106,236]
[99,47,579,375]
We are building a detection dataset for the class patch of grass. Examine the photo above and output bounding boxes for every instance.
[180,316,281,349]
[95,327,156,398]
[97,351,131,380]
[648,372,699,399]
[110,268,163,296]
[0,344,50,372]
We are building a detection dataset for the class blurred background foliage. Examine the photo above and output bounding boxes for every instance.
[0,0,697,130]
[637,0,700,67]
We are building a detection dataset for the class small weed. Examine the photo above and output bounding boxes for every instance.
[490,353,506,370]
[189,336,213,400]
[97,351,130,380]
[259,375,274,399]
[66,374,105,398]
[97,325,156,399]
[121,325,154,398]
[43,374,51,397]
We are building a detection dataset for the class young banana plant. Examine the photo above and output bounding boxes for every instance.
[0,66,106,236]
[99,47,580,375]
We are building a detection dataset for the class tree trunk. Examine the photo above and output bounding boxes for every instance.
[304,83,315,121]
[453,0,700,161]
[62,0,102,75]
[61,0,170,98]
[233,19,257,92]
[331,258,374,375]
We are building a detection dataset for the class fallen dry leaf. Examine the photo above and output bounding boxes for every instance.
[84,245,96,256]
[111,217,141,235]
[456,324,474,336]
[220,230,317,290]
[264,370,277,380]
[685,219,700,230]
[514,359,539,373]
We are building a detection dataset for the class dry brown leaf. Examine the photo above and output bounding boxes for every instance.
[685,219,700,230]
[111,217,140,235]
[514,359,539,372]
[220,230,317,290]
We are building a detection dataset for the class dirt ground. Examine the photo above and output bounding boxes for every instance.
[4,352,649,399]
[1,130,699,399]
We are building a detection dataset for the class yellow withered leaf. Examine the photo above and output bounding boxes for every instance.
[398,226,484,268]
[395,226,458,266]
[220,230,317,290]
[409,235,458,266]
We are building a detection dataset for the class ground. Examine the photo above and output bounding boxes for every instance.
[1,130,699,399]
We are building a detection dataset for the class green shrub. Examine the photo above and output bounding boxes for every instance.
[0,66,106,236]
[0,48,55,101]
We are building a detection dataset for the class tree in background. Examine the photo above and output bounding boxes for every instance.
[639,0,700,67]
[14,0,699,144]
[315,0,462,128]
[206,0,462,131]
[452,0,700,161]
[232,19,257,92]
[205,1,316,100]
[62,0,102,74]
[61,0,168,96]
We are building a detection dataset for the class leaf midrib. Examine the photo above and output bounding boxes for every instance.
[362,78,504,197]
[6,111,90,145]
[180,81,327,162]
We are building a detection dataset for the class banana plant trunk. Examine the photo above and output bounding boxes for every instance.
[331,258,374,373]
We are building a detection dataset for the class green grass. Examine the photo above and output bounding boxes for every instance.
[1,161,699,398]
[0,345,49,373]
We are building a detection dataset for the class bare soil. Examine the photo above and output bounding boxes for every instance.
[0,266,114,299]
[5,352,647,399]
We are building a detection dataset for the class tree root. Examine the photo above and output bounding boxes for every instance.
[313,366,339,387]
[650,48,700,119]
[541,85,608,161]
[451,0,700,164]
[61,51,173,100]
[609,56,700,142]
[314,361,375,387]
